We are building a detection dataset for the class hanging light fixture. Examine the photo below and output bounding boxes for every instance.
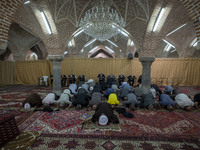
[79,0,125,41]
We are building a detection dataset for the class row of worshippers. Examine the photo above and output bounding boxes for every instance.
[22,82,200,126]
[23,79,200,112]
[50,73,142,87]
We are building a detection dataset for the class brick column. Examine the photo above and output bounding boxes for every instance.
[48,55,64,96]
[139,57,155,94]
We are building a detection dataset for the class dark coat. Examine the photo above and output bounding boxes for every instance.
[151,84,162,94]
[194,93,200,104]
[93,84,102,93]
[141,93,156,107]
[22,93,42,107]
[72,93,89,107]
[92,102,119,124]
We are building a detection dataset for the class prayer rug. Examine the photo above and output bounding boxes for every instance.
[110,111,200,140]
[18,110,200,140]
[1,131,41,150]
[18,110,106,136]
[82,111,121,131]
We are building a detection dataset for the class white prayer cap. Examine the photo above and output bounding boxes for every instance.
[99,114,108,126]
[24,103,30,109]
[89,86,94,91]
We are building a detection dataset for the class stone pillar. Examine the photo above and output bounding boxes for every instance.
[0,41,7,55]
[139,57,155,94]
[48,55,64,96]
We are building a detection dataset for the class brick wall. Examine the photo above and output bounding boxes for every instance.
[181,0,200,41]
[0,0,23,42]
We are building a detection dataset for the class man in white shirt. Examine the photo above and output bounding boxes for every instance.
[42,93,57,106]
[175,93,194,111]
[69,83,77,94]
[57,89,73,108]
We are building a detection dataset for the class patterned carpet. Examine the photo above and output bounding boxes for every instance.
[31,134,200,150]
[0,85,200,149]
[16,110,200,149]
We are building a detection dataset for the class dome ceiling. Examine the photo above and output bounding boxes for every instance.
[0,0,199,60]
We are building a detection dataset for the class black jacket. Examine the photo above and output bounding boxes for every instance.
[92,102,119,124]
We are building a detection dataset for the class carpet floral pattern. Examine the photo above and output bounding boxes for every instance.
[19,110,106,135]
[0,85,200,149]
[30,134,200,150]
[18,110,200,140]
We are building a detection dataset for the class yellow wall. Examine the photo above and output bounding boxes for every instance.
[1,58,200,86]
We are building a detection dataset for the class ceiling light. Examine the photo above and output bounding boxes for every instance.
[79,0,125,41]
[41,12,52,34]
[74,29,83,37]
[84,39,96,47]
[164,45,171,52]
[153,8,166,32]
[107,40,118,47]
[171,49,176,53]
[89,46,98,53]
[166,23,186,36]
[130,41,134,46]
[68,41,72,47]
[105,46,114,53]
[162,39,175,48]
[24,1,30,4]
[190,38,198,47]
[193,41,198,47]
[118,29,128,37]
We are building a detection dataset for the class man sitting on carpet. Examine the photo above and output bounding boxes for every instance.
[87,79,96,88]
[92,102,119,125]
[89,91,103,110]
[22,93,42,108]
[42,93,58,106]
[170,86,182,100]
[151,84,162,95]
[56,89,73,108]
[92,84,102,93]
[69,83,77,94]
[134,87,144,101]
[140,93,157,111]
[175,93,194,111]
[111,83,120,93]
[164,85,173,94]
[72,87,89,110]
[119,82,133,100]
[103,88,115,100]
[157,92,175,111]
[123,92,141,110]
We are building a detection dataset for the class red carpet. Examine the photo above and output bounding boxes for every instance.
[16,110,200,149]
[0,85,200,149]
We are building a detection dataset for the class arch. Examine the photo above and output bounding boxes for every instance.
[0,0,24,43]
[89,49,113,58]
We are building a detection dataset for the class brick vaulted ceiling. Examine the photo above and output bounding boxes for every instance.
[0,0,200,60]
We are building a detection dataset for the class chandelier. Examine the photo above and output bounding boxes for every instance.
[79,0,125,41]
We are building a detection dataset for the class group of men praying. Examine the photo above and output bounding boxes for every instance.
[23,73,200,126]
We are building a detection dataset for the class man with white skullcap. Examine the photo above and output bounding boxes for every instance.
[99,114,108,126]
[92,102,119,125]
